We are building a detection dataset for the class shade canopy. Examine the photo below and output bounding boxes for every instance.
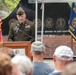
[28,0,76,3]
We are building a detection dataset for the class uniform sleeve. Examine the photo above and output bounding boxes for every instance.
[30,23,35,43]
[8,25,14,41]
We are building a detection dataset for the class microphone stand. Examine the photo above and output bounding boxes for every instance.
[16,27,51,48]
[18,29,35,40]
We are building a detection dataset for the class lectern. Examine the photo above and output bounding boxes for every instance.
[3,41,31,59]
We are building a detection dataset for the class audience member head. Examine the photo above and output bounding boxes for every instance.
[0,47,15,58]
[31,41,45,62]
[62,62,76,75]
[11,55,32,75]
[31,41,45,55]
[0,52,12,75]
[12,63,22,75]
[53,45,74,71]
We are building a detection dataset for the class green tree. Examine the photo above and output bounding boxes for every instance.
[0,0,20,19]
[5,0,20,13]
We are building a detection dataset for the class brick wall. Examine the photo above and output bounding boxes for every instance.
[2,35,76,58]
[43,35,73,58]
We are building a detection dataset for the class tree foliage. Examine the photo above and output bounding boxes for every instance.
[5,0,20,13]
[0,0,20,19]
[0,0,20,13]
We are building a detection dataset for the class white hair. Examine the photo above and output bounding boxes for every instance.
[11,55,32,75]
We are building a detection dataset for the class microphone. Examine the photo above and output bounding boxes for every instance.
[44,44,51,49]
[14,26,34,40]
[14,26,19,33]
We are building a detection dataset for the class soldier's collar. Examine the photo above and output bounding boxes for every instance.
[18,19,29,26]
[20,22,25,25]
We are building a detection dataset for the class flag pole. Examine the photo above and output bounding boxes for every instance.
[41,1,45,42]
[0,17,3,45]
[35,0,38,41]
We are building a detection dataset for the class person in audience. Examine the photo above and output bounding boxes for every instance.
[0,47,21,75]
[62,62,76,75]
[0,47,15,58]
[12,63,22,75]
[11,55,32,75]
[48,45,74,75]
[0,52,12,75]
[31,41,54,75]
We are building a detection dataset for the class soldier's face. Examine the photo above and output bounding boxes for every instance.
[16,14,26,23]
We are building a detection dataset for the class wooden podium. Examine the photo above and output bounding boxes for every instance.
[3,41,31,59]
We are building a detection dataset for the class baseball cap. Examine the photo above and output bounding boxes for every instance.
[31,41,45,52]
[16,7,25,15]
[54,46,74,61]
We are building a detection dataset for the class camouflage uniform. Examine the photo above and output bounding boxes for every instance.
[8,7,35,42]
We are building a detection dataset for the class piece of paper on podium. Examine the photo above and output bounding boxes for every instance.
[13,48,25,55]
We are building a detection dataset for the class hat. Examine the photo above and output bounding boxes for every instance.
[31,41,45,52]
[54,46,74,61]
[16,7,25,15]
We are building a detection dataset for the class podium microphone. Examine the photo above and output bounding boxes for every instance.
[14,26,19,33]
